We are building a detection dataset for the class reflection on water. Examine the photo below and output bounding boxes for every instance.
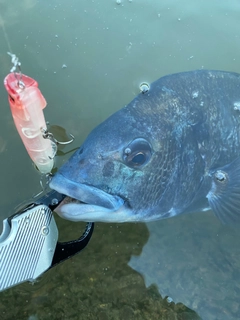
[129,213,240,320]
[0,0,240,319]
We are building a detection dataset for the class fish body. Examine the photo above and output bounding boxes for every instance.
[50,70,240,223]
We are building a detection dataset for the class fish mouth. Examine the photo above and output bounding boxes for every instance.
[49,173,129,222]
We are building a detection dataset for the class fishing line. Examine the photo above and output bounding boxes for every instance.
[0,12,13,53]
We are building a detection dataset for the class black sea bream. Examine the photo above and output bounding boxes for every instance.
[50,70,240,224]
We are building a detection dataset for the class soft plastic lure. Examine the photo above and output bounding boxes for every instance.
[4,73,56,173]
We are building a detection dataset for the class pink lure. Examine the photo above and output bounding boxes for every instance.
[4,73,55,173]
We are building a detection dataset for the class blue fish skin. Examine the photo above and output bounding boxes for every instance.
[50,70,240,223]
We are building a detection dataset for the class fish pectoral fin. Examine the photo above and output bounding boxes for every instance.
[207,157,240,224]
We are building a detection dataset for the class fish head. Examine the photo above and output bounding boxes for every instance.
[50,88,179,223]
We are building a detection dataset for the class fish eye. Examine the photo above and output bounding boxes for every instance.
[123,138,152,168]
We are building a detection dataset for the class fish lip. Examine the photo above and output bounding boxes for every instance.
[49,172,125,211]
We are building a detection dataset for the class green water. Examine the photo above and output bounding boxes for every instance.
[0,0,240,319]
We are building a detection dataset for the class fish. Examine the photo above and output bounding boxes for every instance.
[49,70,240,224]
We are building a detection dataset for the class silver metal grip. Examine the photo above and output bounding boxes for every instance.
[0,204,58,291]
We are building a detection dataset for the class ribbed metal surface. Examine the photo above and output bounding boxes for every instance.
[0,205,53,291]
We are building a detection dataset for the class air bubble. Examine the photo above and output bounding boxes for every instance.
[215,170,227,182]
[166,297,173,303]
[139,82,150,94]
[233,102,240,111]
[192,91,199,99]
[124,147,131,155]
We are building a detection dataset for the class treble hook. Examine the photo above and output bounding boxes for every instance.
[41,128,75,146]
